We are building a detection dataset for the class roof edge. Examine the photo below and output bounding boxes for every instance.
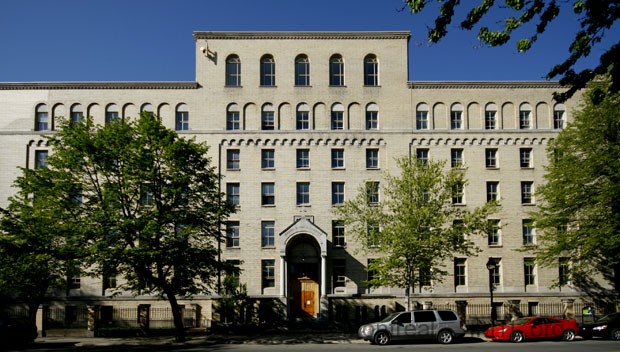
[0,82,200,90]
[408,81,565,89]
[193,31,411,41]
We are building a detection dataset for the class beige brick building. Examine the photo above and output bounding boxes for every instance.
[0,31,596,324]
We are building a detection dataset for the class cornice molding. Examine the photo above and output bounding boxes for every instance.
[193,31,411,41]
[220,137,386,147]
[411,136,551,146]
[0,82,200,90]
[408,81,565,89]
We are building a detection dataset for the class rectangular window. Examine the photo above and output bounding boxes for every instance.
[485,111,496,130]
[366,111,378,130]
[416,148,429,165]
[296,111,309,130]
[490,258,501,285]
[71,111,84,124]
[367,222,380,247]
[296,182,310,205]
[522,219,535,244]
[450,149,463,168]
[332,220,345,247]
[455,258,466,287]
[419,267,431,287]
[519,111,531,129]
[105,111,119,124]
[486,181,499,202]
[521,181,534,204]
[262,260,275,288]
[226,183,240,206]
[554,111,565,129]
[261,149,275,169]
[485,149,497,168]
[331,149,344,169]
[227,150,240,170]
[141,185,154,206]
[332,259,346,289]
[295,60,309,86]
[261,221,275,247]
[520,148,532,168]
[227,111,240,130]
[70,276,81,290]
[366,182,379,205]
[226,221,239,248]
[488,220,500,246]
[366,149,379,169]
[175,112,189,131]
[296,149,309,169]
[261,111,275,130]
[559,257,570,286]
[332,182,345,206]
[102,265,117,291]
[452,182,464,204]
[35,150,48,169]
[451,111,462,129]
[524,258,536,285]
[261,183,275,206]
[528,302,538,316]
[331,111,344,130]
[416,111,428,130]
[36,111,49,131]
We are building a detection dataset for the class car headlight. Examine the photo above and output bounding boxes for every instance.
[498,328,510,333]
[593,325,608,331]
[363,326,373,334]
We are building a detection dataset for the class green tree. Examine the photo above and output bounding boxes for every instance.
[531,79,620,300]
[404,0,620,101]
[2,113,234,341]
[333,156,497,310]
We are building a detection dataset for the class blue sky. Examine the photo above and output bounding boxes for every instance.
[1,0,617,82]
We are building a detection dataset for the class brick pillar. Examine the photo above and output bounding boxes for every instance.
[455,300,468,327]
[138,304,151,330]
[36,305,48,337]
[506,300,521,322]
[87,305,100,337]
[562,299,575,320]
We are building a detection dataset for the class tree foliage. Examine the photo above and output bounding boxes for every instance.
[333,156,497,310]
[532,79,620,300]
[404,0,620,102]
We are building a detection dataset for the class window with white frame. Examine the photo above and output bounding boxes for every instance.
[295,55,310,86]
[416,103,429,130]
[520,148,532,168]
[452,182,464,204]
[522,219,535,244]
[559,257,571,286]
[260,55,275,86]
[485,103,497,130]
[451,103,464,129]
[524,258,536,285]
[329,54,344,86]
[487,181,499,202]
[261,183,275,206]
[296,149,309,169]
[227,150,240,170]
[366,149,379,169]
[490,258,501,285]
[227,103,240,130]
[105,103,119,124]
[332,182,344,205]
[332,259,346,289]
[261,221,275,247]
[485,148,498,168]
[226,183,240,206]
[296,182,310,205]
[554,103,566,129]
[261,103,275,130]
[521,181,534,204]
[226,55,241,86]
[296,103,310,130]
[331,103,344,130]
[416,148,428,165]
[261,149,274,169]
[175,103,189,131]
[35,150,48,169]
[226,221,239,248]
[451,149,463,168]
[332,220,345,247]
[454,258,466,286]
[141,103,154,117]
[331,149,344,169]
[366,103,379,130]
[366,181,379,204]
[364,54,378,86]
[35,104,49,131]
[262,260,275,288]
[488,220,500,246]
[519,103,532,129]
[70,104,84,124]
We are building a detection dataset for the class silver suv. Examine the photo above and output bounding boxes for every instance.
[358,309,465,345]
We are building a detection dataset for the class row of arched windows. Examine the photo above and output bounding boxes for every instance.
[415,102,567,130]
[225,54,379,87]
[226,102,380,131]
[34,103,190,131]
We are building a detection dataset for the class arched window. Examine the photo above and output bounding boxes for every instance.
[519,103,532,129]
[141,103,154,117]
[35,104,49,131]
[70,104,84,124]
[451,103,464,130]
[175,103,189,131]
[331,103,345,130]
[364,54,378,86]
[295,55,310,86]
[329,55,344,86]
[296,103,310,130]
[261,103,275,130]
[226,55,241,86]
[553,104,566,129]
[227,103,240,131]
[105,104,119,124]
[366,103,379,130]
[260,55,275,86]
[485,103,498,130]
[416,103,429,130]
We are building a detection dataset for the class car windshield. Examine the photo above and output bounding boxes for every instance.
[378,313,400,323]
[596,313,620,323]
[509,318,532,325]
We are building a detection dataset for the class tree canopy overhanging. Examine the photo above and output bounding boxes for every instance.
[404,0,620,102]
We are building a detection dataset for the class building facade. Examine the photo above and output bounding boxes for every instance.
[0,31,593,324]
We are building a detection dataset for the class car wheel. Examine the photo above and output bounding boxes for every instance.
[510,331,524,343]
[374,331,390,345]
[437,330,454,344]
[562,329,575,341]
[611,328,620,340]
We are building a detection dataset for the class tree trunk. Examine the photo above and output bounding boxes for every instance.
[165,292,185,342]
[27,301,41,342]
[405,284,411,311]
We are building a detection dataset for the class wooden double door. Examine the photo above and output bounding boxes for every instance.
[290,263,319,317]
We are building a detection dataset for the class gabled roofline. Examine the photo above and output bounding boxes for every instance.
[193,31,411,41]
[408,81,565,89]
[0,82,200,90]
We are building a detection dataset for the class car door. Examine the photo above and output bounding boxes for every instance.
[413,311,438,339]
[525,318,547,339]
[389,312,414,339]
[545,318,564,338]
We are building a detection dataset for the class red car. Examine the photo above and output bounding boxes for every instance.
[485,316,578,343]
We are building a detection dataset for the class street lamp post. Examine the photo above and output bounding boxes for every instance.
[486,258,496,327]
